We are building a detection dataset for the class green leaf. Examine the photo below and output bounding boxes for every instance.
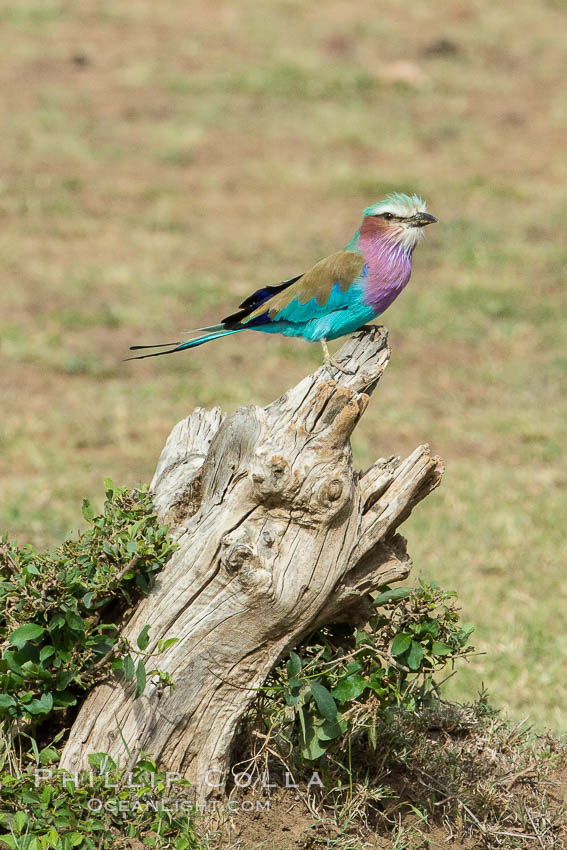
[285,681,302,706]
[129,518,147,537]
[87,752,116,770]
[68,834,84,847]
[354,628,374,647]
[104,477,115,497]
[286,651,301,679]
[65,610,84,632]
[18,691,34,703]
[0,834,17,848]
[157,637,179,653]
[0,694,17,709]
[53,691,77,707]
[309,681,338,722]
[25,692,54,715]
[4,651,24,675]
[82,499,94,523]
[29,733,40,764]
[297,703,307,744]
[333,674,367,702]
[55,671,75,690]
[137,624,151,651]
[417,620,439,638]
[300,714,328,760]
[135,759,157,773]
[374,587,412,606]
[39,747,61,764]
[49,613,65,631]
[135,574,149,593]
[134,660,146,699]
[46,825,59,847]
[10,623,45,648]
[40,645,56,662]
[14,811,28,833]
[126,540,138,554]
[368,670,387,695]
[316,713,347,741]
[123,654,135,681]
[391,632,412,656]
[407,640,424,670]
[431,640,453,656]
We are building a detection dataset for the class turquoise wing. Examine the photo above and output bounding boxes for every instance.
[239,252,367,327]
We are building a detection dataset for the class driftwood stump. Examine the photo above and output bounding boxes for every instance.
[61,327,443,798]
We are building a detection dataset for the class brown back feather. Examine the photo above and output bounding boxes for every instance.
[244,252,365,323]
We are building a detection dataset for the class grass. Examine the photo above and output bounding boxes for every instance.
[228,697,566,849]
[0,0,566,747]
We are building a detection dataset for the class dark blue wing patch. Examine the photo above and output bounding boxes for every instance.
[222,274,303,328]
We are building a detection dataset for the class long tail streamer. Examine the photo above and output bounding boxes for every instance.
[125,327,242,360]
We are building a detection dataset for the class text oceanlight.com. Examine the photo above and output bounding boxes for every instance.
[85,799,271,814]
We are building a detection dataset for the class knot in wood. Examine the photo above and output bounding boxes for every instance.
[222,542,254,573]
[325,479,343,502]
[269,456,287,483]
[311,473,350,514]
[251,452,291,502]
[262,530,275,548]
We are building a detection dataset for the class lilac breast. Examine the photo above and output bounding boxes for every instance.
[360,242,413,316]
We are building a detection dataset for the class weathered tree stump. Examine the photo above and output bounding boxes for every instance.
[61,327,443,798]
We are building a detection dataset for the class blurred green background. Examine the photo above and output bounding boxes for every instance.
[0,0,565,731]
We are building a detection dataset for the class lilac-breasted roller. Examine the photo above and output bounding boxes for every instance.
[128,193,437,371]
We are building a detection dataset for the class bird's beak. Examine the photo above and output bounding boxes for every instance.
[410,212,438,228]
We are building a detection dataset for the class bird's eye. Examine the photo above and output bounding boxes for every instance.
[382,212,393,220]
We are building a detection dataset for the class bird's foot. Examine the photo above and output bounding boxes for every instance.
[320,338,355,376]
[324,356,355,376]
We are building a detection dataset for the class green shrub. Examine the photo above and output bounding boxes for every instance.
[0,481,176,741]
[0,755,200,850]
[0,483,203,849]
[244,580,475,766]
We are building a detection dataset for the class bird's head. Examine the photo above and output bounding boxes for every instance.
[359,193,437,253]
